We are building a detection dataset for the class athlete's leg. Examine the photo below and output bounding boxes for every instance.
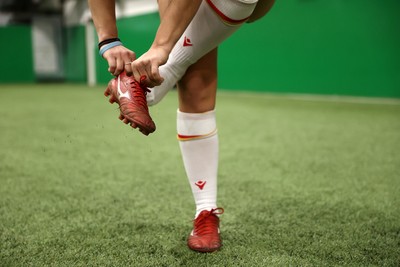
[178,49,218,113]
[147,0,258,106]
[176,48,221,252]
[159,0,220,223]
[177,48,218,214]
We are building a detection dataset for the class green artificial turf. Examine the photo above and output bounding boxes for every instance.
[0,84,399,266]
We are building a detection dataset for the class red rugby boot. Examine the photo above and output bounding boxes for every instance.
[104,72,156,135]
[187,208,224,253]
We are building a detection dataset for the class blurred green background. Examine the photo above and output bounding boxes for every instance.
[0,0,399,98]
[1,1,400,265]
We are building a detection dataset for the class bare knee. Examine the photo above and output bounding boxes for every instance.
[178,70,217,113]
[177,49,218,113]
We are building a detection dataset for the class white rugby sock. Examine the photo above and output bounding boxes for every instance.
[177,109,219,218]
[147,0,258,105]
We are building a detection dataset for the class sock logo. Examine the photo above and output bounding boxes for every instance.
[195,180,206,190]
[183,36,193,47]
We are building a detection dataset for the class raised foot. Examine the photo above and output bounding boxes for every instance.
[103,75,156,136]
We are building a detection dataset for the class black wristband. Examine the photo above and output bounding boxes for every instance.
[98,38,120,50]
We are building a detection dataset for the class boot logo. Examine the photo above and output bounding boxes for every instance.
[117,75,131,100]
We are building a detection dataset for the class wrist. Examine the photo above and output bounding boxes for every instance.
[98,37,120,50]
[150,44,172,57]
[99,41,123,57]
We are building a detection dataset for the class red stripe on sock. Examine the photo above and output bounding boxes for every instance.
[177,129,218,141]
[178,134,202,140]
[206,0,250,25]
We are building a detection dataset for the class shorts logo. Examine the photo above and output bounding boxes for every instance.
[195,180,206,190]
[183,36,193,47]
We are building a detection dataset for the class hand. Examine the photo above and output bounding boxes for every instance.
[130,46,169,88]
[102,45,136,76]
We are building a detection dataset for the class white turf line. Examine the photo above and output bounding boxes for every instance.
[217,90,400,106]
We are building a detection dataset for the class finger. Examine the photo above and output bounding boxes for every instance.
[151,63,164,86]
[125,50,136,63]
[123,55,135,77]
[124,62,133,77]
[107,56,117,75]
[131,61,145,82]
[142,64,163,88]
[144,61,152,79]
[114,57,124,76]
[145,63,157,87]
[121,50,135,76]
[144,79,157,88]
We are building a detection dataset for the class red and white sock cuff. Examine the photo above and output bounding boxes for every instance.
[206,0,258,25]
[177,109,217,141]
